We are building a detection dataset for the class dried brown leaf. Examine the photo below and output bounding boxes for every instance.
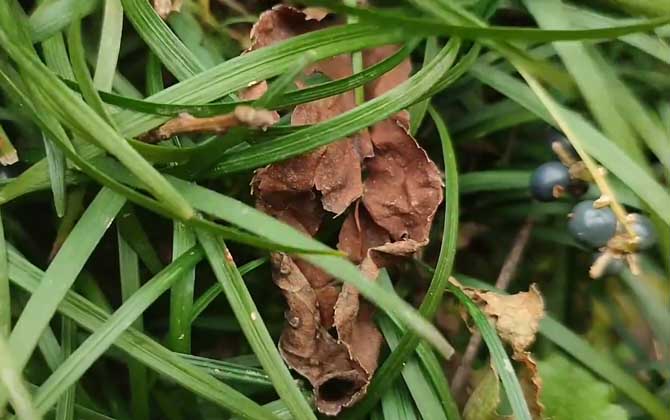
[470,285,545,357]
[362,116,444,242]
[153,0,182,19]
[246,6,443,415]
[271,254,381,416]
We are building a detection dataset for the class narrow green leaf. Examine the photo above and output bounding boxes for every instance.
[208,39,461,175]
[190,257,267,322]
[120,0,204,80]
[93,0,123,92]
[310,0,670,42]
[7,188,124,377]
[564,4,670,64]
[381,379,418,420]
[620,269,670,356]
[196,230,316,420]
[255,51,316,109]
[0,26,196,220]
[0,334,40,420]
[114,24,407,136]
[117,221,150,420]
[54,319,76,420]
[524,0,645,163]
[8,249,275,420]
[67,17,115,124]
[168,222,196,353]
[31,247,204,416]
[409,37,439,135]
[116,208,163,275]
[377,275,447,420]
[178,354,272,389]
[0,210,9,337]
[29,0,101,43]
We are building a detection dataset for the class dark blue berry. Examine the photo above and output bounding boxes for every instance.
[530,161,571,202]
[568,200,617,247]
[630,214,657,250]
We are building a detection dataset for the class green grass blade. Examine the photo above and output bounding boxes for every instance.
[116,208,163,275]
[120,0,204,80]
[7,249,275,420]
[190,257,267,322]
[66,42,414,118]
[459,170,531,194]
[29,0,101,43]
[117,220,150,420]
[0,27,196,220]
[524,0,645,163]
[620,269,670,354]
[208,39,461,175]
[178,354,272,389]
[311,0,670,42]
[377,275,447,420]
[39,13,74,217]
[0,210,8,337]
[32,247,203,416]
[114,24,407,136]
[564,4,670,64]
[168,222,196,353]
[7,188,125,375]
[54,319,76,420]
[0,335,40,420]
[342,105,460,418]
[67,17,114,124]
[196,230,316,420]
[93,0,123,92]
[380,377,418,420]
[255,52,316,109]
[409,37,438,135]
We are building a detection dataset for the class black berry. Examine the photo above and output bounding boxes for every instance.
[530,161,571,202]
[568,200,617,247]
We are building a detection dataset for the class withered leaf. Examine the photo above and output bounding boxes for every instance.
[247,6,444,415]
[271,254,381,416]
[469,284,545,357]
[363,116,444,243]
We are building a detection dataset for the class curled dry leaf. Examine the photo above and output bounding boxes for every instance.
[456,282,546,419]
[247,6,444,414]
[153,0,182,19]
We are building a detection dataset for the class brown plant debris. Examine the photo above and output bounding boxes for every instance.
[143,106,276,143]
[457,282,546,418]
[247,6,443,415]
[153,0,182,19]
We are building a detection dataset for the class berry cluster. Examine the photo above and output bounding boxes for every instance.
[530,133,657,278]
